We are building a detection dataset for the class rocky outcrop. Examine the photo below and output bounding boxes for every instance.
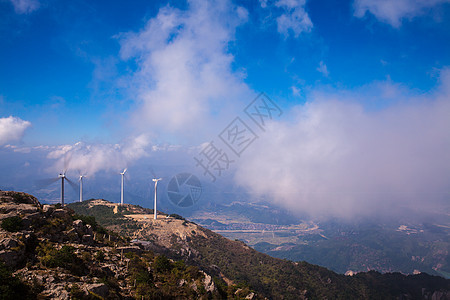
[202,270,216,293]
[0,191,220,299]
[0,191,41,221]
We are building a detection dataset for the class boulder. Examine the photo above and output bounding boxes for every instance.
[202,271,216,293]
[51,209,67,218]
[85,283,109,298]
[42,205,54,215]
[73,219,83,229]
[0,238,19,249]
[82,235,93,244]
[85,224,93,236]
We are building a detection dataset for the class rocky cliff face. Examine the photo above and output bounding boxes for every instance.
[0,191,225,299]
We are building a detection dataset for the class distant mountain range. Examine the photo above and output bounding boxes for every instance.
[185,200,450,280]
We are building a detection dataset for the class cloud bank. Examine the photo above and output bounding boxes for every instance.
[46,134,151,176]
[0,116,31,145]
[119,0,252,143]
[354,0,450,27]
[235,69,450,219]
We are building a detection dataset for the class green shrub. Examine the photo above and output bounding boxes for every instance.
[1,216,23,232]
[153,255,172,273]
[0,261,32,299]
[73,214,107,235]
[38,243,86,276]
[94,250,104,262]
[135,270,152,284]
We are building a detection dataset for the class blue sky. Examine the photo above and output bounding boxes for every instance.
[1,0,450,217]
[1,0,449,145]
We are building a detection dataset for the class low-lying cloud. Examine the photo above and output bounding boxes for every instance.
[235,69,450,219]
[46,134,151,176]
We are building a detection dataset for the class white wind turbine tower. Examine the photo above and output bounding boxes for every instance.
[79,175,86,202]
[120,168,127,205]
[59,172,66,206]
[152,178,162,220]
[58,154,76,206]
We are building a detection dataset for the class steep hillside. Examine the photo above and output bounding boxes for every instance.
[0,191,228,299]
[68,198,450,299]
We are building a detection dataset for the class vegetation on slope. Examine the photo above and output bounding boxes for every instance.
[68,198,450,299]
[0,192,224,299]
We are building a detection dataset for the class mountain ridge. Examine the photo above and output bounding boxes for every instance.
[0,190,449,299]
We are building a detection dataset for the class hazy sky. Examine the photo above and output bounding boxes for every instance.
[1,0,449,217]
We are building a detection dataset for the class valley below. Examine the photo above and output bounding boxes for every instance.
[189,202,450,279]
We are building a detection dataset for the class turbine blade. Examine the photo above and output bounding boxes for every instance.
[149,166,157,178]
[66,177,78,192]
[35,177,59,189]
[124,173,130,183]
[63,153,72,173]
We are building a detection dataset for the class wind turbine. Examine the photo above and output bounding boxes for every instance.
[152,178,162,220]
[35,154,76,205]
[120,168,127,205]
[59,172,66,205]
[57,171,77,206]
[79,175,86,202]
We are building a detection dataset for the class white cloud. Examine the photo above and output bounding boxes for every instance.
[316,61,329,77]
[353,0,450,27]
[275,0,313,37]
[235,68,450,219]
[0,116,31,145]
[119,0,252,143]
[46,135,151,176]
[8,0,40,14]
